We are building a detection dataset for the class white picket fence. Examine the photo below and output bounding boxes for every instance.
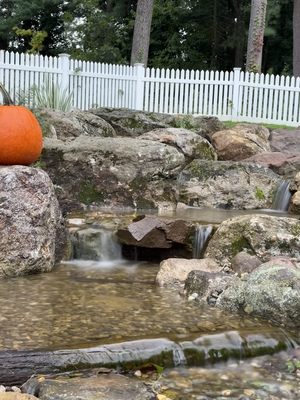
[1,50,300,126]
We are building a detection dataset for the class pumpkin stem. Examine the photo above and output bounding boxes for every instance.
[0,82,14,105]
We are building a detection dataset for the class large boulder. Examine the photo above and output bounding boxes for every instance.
[116,216,197,261]
[270,128,300,153]
[0,166,65,278]
[89,108,172,136]
[89,108,224,137]
[156,257,220,287]
[290,172,300,214]
[42,136,185,211]
[178,160,282,209]
[117,216,193,248]
[204,214,300,267]
[140,127,217,159]
[217,258,300,328]
[245,152,300,180]
[37,109,116,140]
[211,124,270,161]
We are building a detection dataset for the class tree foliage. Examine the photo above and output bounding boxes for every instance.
[0,0,296,75]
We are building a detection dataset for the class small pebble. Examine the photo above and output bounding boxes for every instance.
[188,293,198,301]
[244,389,256,397]
[134,370,142,377]
[0,386,5,392]
[221,389,232,396]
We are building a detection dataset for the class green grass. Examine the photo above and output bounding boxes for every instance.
[223,121,295,130]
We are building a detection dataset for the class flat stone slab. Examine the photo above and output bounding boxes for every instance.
[24,373,155,400]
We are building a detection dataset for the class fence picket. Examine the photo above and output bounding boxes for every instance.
[1,50,300,125]
[294,77,300,123]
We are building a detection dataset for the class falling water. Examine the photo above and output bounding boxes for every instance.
[272,181,292,211]
[72,227,123,263]
[193,225,213,259]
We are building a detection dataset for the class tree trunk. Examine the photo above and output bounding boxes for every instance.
[293,0,300,76]
[0,339,179,386]
[232,0,246,68]
[130,0,154,66]
[210,0,218,69]
[246,0,268,72]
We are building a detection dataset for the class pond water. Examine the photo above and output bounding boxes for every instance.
[1,209,299,398]
[0,260,295,351]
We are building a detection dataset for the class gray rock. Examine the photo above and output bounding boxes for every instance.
[140,127,217,159]
[231,251,262,275]
[38,109,116,140]
[24,373,155,400]
[217,259,300,328]
[0,166,65,278]
[184,270,237,305]
[89,108,224,137]
[178,160,282,209]
[211,124,270,161]
[117,216,193,249]
[156,258,220,287]
[270,128,300,153]
[245,152,300,180]
[0,395,38,400]
[204,214,300,267]
[89,107,172,136]
[289,172,300,214]
[42,136,185,211]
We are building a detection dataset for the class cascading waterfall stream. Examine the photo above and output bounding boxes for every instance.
[193,224,213,259]
[272,180,292,212]
[69,226,124,268]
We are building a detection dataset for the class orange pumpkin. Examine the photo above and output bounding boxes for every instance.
[0,83,43,165]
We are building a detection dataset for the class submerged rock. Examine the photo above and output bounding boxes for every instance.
[0,395,38,400]
[178,161,281,209]
[0,166,65,278]
[204,214,300,267]
[217,258,300,328]
[211,124,270,161]
[24,373,155,400]
[184,270,237,306]
[156,258,220,287]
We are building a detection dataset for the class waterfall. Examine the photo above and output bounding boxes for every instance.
[193,225,213,259]
[272,181,292,212]
[73,227,122,262]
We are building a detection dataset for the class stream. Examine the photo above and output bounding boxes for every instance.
[0,209,299,398]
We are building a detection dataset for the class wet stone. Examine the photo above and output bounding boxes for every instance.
[24,373,155,400]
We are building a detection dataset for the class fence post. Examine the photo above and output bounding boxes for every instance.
[59,53,70,92]
[134,63,145,110]
[232,67,241,121]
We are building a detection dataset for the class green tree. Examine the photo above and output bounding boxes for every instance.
[0,0,66,55]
